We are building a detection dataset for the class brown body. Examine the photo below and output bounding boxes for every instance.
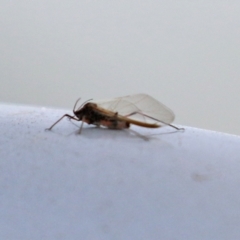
[77,103,130,129]
[75,103,159,129]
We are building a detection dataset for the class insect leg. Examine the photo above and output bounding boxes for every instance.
[45,114,80,131]
[124,112,184,131]
[77,121,84,134]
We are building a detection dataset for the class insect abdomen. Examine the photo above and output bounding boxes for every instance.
[97,119,130,129]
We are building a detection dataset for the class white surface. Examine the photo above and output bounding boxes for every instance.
[1,103,240,240]
[1,1,240,135]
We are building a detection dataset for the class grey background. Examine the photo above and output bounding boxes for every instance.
[1,1,240,135]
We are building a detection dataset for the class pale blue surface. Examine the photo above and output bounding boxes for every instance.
[1,104,240,239]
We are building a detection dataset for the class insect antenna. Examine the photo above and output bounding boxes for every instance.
[73,98,81,112]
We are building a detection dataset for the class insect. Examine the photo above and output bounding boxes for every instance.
[46,93,183,133]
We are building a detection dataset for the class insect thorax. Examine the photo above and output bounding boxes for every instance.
[74,103,129,129]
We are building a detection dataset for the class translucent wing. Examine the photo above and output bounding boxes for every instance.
[92,93,175,126]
